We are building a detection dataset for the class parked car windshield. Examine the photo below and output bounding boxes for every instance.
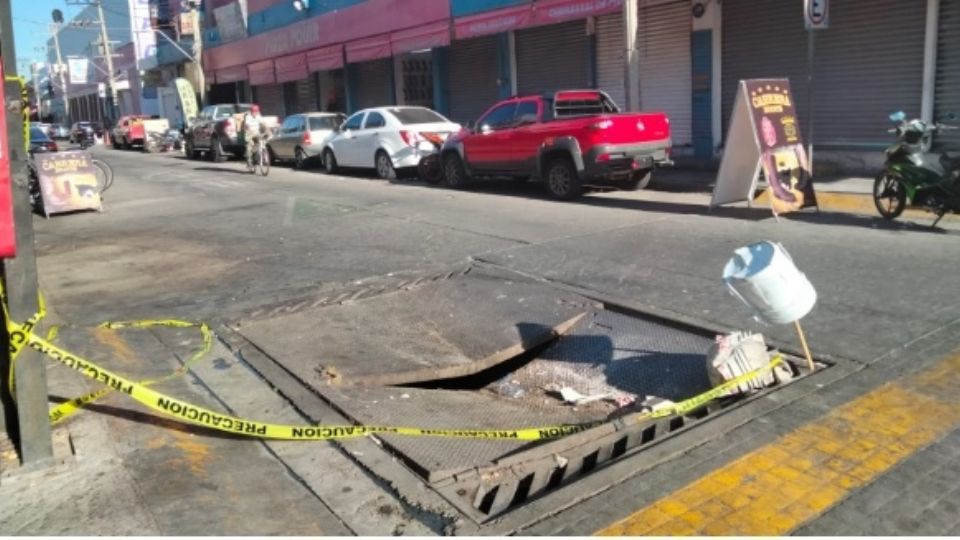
[309,117,340,130]
[388,108,448,125]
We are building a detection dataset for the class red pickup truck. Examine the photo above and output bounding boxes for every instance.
[441,90,671,199]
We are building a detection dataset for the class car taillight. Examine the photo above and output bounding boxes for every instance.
[596,153,611,163]
[302,131,312,145]
[400,130,420,146]
[49,142,58,152]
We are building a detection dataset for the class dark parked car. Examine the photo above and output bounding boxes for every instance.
[70,121,103,144]
[29,126,58,154]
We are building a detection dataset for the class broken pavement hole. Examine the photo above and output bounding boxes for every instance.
[396,338,556,391]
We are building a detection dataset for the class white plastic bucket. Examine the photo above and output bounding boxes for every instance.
[722,241,817,325]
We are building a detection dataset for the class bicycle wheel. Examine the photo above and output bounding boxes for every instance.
[92,159,114,194]
[257,147,270,176]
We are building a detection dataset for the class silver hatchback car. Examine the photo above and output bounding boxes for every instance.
[268,112,346,169]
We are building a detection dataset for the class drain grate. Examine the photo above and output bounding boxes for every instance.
[432,396,739,521]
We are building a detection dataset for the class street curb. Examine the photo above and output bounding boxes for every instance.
[753,189,954,222]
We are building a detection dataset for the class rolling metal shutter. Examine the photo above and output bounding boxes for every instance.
[294,76,319,113]
[723,0,925,148]
[637,0,691,146]
[595,12,627,110]
[516,20,590,96]
[353,59,393,110]
[254,83,285,117]
[447,35,501,125]
[935,0,960,152]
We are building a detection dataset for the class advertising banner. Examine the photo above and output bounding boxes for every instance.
[130,0,158,70]
[67,58,89,85]
[34,151,103,217]
[0,68,17,258]
[711,79,818,216]
[215,2,249,43]
[174,77,198,125]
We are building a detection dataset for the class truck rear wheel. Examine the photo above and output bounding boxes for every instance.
[210,136,226,163]
[544,156,582,200]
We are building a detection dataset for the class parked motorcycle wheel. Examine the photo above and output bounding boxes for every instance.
[873,173,907,219]
[418,154,443,184]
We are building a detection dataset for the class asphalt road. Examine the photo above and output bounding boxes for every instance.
[9,145,960,535]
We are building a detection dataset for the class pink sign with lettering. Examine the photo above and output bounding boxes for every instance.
[531,0,622,25]
[453,4,533,40]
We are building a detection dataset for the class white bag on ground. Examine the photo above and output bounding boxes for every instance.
[706,331,776,396]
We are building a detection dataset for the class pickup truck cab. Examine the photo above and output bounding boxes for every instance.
[185,103,278,162]
[442,90,671,200]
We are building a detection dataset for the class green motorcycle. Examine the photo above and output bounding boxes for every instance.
[874,111,960,227]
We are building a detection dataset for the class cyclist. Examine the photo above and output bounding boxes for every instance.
[242,105,269,168]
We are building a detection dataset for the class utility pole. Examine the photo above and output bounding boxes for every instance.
[192,5,205,107]
[94,1,118,124]
[30,62,43,121]
[49,11,70,124]
[0,0,55,466]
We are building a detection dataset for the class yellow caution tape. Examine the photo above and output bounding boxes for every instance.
[2,284,785,441]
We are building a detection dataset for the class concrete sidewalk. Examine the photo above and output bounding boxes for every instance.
[652,167,954,224]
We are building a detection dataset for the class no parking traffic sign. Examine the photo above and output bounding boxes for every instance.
[804,0,829,30]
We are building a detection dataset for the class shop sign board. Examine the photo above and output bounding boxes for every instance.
[33,151,103,217]
[711,79,818,216]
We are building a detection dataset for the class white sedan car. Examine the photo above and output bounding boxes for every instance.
[321,106,460,179]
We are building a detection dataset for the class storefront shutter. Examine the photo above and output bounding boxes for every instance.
[516,20,590,97]
[353,58,393,110]
[723,0,925,148]
[637,0,691,146]
[254,83,285,118]
[595,12,627,110]
[935,0,960,152]
[447,35,501,125]
[295,76,319,113]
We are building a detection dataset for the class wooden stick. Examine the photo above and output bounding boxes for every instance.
[794,320,816,372]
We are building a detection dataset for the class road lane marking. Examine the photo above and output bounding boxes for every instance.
[596,350,960,536]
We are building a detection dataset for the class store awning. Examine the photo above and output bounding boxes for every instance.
[215,65,248,84]
[391,20,451,55]
[531,0,623,26]
[306,44,344,72]
[275,52,308,83]
[453,4,533,40]
[249,59,276,86]
[346,34,393,63]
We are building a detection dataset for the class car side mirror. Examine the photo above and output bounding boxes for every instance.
[465,119,476,131]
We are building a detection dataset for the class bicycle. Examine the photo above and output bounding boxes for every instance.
[92,158,114,194]
[246,136,270,177]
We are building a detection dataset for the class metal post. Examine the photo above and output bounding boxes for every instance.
[622,0,639,112]
[30,63,42,120]
[192,8,205,107]
[94,0,118,124]
[0,1,55,466]
[50,25,70,123]
[806,29,815,172]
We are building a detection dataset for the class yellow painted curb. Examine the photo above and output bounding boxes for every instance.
[596,350,960,536]
[753,190,953,222]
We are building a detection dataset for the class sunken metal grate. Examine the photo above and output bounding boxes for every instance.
[432,398,733,522]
